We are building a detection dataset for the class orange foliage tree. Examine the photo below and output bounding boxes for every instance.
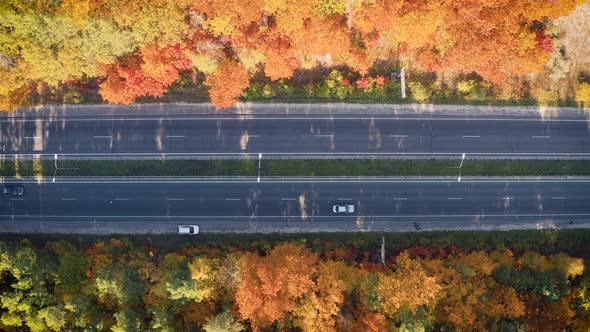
[204,62,250,110]
[260,31,300,81]
[234,243,318,329]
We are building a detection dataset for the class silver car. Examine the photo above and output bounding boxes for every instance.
[332,204,355,214]
[178,225,199,235]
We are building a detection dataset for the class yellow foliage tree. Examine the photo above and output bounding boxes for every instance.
[377,252,441,317]
[187,256,219,302]
[293,261,358,331]
[575,82,590,108]
[461,250,499,275]
[548,253,585,279]
[0,67,30,112]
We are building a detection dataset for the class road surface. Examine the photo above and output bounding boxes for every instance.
[1,177,588,233]
[1,109,589,159]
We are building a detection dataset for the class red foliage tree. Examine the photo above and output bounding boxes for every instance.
[98,44,191,104]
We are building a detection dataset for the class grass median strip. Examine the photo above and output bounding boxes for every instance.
[0,160,258,177]
[1,159,590,177]
[263,160,590,176]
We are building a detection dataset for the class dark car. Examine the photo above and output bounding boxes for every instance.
[3,185,24,196]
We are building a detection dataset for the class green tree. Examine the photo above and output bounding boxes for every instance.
[0,242,61,331]
[572,276,590,331]
[203,310,244,332]
[166,256,218,304]
[95,264,146,331]
[56,250,90,294]
[456,80,487,101]
[494,251,577,302]
[409,81,432,102]
[145,253,188,330]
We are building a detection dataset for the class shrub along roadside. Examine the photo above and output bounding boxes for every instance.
[1,159,590,177]
[1,228,589,261]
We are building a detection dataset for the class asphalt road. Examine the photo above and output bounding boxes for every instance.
[2,113,590,159]
[1,178,588,233]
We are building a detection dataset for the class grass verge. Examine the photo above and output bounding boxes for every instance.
[1,159,590,177]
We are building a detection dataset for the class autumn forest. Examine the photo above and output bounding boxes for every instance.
[2,1,590,331]
[1,0,590,111]
[1,233,590,331]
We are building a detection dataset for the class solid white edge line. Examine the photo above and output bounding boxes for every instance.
[92,135,112,139]
[60,198,77,201]
[447,197,463,200]
[392,197,408,200]
[114,198,130,201]
[225,198,241,201]
[462,135,481,138]
[167,198,185,201]
[388,135,409,138]
[2,213,590,218]
[551,197,566,200]
[532,135,550,139]
[6,152,590,156]
[8,179,590,184]
[165,135,185,138]
[23,136,40,139]
[3,117,590,122]
[281,198,297,201]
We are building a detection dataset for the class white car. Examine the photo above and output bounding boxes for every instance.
[178,225,199,235]
[332,204,355,214]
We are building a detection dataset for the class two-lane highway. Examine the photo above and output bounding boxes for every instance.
[1,178,589,233]
[2,114,590,159]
